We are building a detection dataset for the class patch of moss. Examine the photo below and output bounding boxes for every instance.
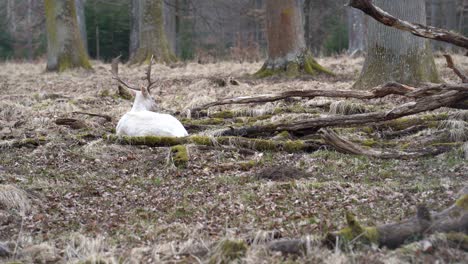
[106,135,184,146]
[284,140,305,153]
[182,118,224,126]
[210,111,235,119]
[455,194,468,210]
[209,239,247,264]
[189,135,213,146]
[361,139,377,147]
[171,145,188,168]
[337,212,379,245]
[239,160,256,171]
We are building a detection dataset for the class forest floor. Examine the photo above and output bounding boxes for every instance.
[0,54,467,263]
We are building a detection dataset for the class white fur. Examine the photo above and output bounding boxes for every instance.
[116,89,188,137]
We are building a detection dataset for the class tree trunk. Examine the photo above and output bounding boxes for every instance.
[255,0,333,78]
[353,0,439,90]
[347,8,367,56]
[44,0,92,72]
[75,0,88,53]
[164,0,177,54]
[129,0,176,65]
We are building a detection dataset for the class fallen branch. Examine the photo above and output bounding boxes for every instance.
[190,82,468,113]
[0,138,47,149]
[216,90,468,136]
[55,118,87,129]
[72,112,112,122]
[347,0,468,49]
[326,187,468,249]
[268,187,468,255]
[443,55,468,83]
[321,129,456,159]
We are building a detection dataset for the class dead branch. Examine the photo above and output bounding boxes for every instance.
[72,112,112,122]
[347,0,468,49]
[55,118,87,129]
[326,187,468,249]
[190,82,415,112]
[216,90,468,137]
[190,82,468,113]
[0,138,47,149]
[443,55,468,83]
[321,129,455,159]
[268,187,468,255]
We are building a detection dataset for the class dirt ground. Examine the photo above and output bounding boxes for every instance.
[0,54,467,263]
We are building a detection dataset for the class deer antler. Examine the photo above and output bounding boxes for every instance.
[146,54,157,93]
[110,55,140,92]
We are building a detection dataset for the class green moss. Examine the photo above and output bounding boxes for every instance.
[189,136,213,146]
[182,118,224,126]
[446,232,468,249]
[455,194,468,210]
[209,239,247,264]
[361,139,377,147]
[210,111,235,119]
[105,134,184,146]
[239,160,256,171]
[171,145,188,168]
[337,212,379,245]
[284,140,305,153]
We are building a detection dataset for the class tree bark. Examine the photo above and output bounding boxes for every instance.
[44,0,92,72]
[75,0,88,53]
[164,0,177,54]
[347,8,367,56]
[353,0,439,90]
[255,0,333,78]
[129,0,176,65]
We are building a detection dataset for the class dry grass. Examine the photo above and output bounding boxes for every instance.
[0,54,467,263]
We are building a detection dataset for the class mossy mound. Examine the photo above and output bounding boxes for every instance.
[255,52,334,78]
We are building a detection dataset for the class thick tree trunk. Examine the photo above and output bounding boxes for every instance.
[255,0,333,78]
[129,0,176,65]
[75,0,87,53]
[347,8,367,56]
[353,0,439,90]
[44,0,92,72]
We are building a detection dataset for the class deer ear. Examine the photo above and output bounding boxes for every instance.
[141,86,149,97]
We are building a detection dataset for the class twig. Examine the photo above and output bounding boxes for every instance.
[347,0,468,49]
[443,54,468,83]
[72,111,112,122]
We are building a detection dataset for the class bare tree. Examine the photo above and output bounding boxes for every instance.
[353,0,439,90]
[44,0,92,72]
[255,0,333,77]
[129,0,176,64]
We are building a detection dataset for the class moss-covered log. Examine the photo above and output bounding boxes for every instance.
[326,187,468,249]
[0,138,48,149]
[255,0,332,78]
[129,0,176,65]
[104,134,321,153]
[268,187,468,255]
[44,0,92,72]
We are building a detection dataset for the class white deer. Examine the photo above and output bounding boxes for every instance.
[112,55,188,137]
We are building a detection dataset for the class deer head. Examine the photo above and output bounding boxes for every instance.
[111,55,158,112]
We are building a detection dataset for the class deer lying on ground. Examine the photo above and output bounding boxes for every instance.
[111,55,188,137]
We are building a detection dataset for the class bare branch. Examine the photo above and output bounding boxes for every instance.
[347,0,468,49]
[443,54,468,83]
